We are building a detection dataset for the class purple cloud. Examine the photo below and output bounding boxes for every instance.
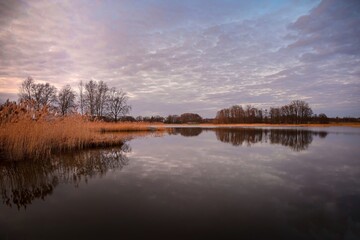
[0,0,359,117]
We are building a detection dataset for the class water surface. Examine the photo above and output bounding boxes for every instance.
[1,127,360,239]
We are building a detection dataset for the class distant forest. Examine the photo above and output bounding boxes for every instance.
[0,77,358,124]
[215,101,319,124]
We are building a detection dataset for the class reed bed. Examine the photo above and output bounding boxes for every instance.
[91,121,165,133]
[0,116,164,161]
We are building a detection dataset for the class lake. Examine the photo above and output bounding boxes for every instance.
[1,127,360,239]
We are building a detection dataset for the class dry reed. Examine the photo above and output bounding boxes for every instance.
[90,121,165,133]
[0,114,164,161]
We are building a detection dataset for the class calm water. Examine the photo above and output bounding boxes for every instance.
[1,127,360,239]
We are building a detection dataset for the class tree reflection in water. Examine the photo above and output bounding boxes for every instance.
[214,128,327,151]
[168,127,327,152]
[0,144,130,209]
[168,128,203,137]
[0,128,328,209]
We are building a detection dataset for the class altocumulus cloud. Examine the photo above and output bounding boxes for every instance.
[0,0,359,117]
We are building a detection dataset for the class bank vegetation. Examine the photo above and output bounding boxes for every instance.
[0,101,163,161]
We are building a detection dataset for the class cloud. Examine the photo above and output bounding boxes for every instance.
[0,0,359,117]
[287,0,360,60]
[276,0,360,116]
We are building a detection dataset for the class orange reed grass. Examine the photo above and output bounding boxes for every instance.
[0,116,164,161]
[90,121,165,132]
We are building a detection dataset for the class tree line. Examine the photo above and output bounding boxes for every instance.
[215,100,329,124]
[2,76,355,124]
[117,113,203,124]
[17,77,130,122]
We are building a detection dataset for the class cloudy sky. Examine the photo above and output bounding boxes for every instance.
[0,0,359,117]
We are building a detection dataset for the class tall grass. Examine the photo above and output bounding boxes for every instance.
[90,121,164,133]
[0,111,164,161]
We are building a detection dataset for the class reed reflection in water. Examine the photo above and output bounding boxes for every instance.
[0,144,130,209]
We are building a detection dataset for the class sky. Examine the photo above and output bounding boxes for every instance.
[0,0,359,118]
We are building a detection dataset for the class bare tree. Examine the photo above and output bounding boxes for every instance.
[95,80,109,117]
[18,77,57,110]
[84,80,97,116]
[78,80,85,115]
[165,115,181,124]
[32,83,57,109]
[107,88,131,122]
[58,85,77,116]
[18,76,34,101]
[179,113,202,123]
[290,100,313,124]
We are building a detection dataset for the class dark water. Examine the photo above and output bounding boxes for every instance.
[1,127,360,240]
